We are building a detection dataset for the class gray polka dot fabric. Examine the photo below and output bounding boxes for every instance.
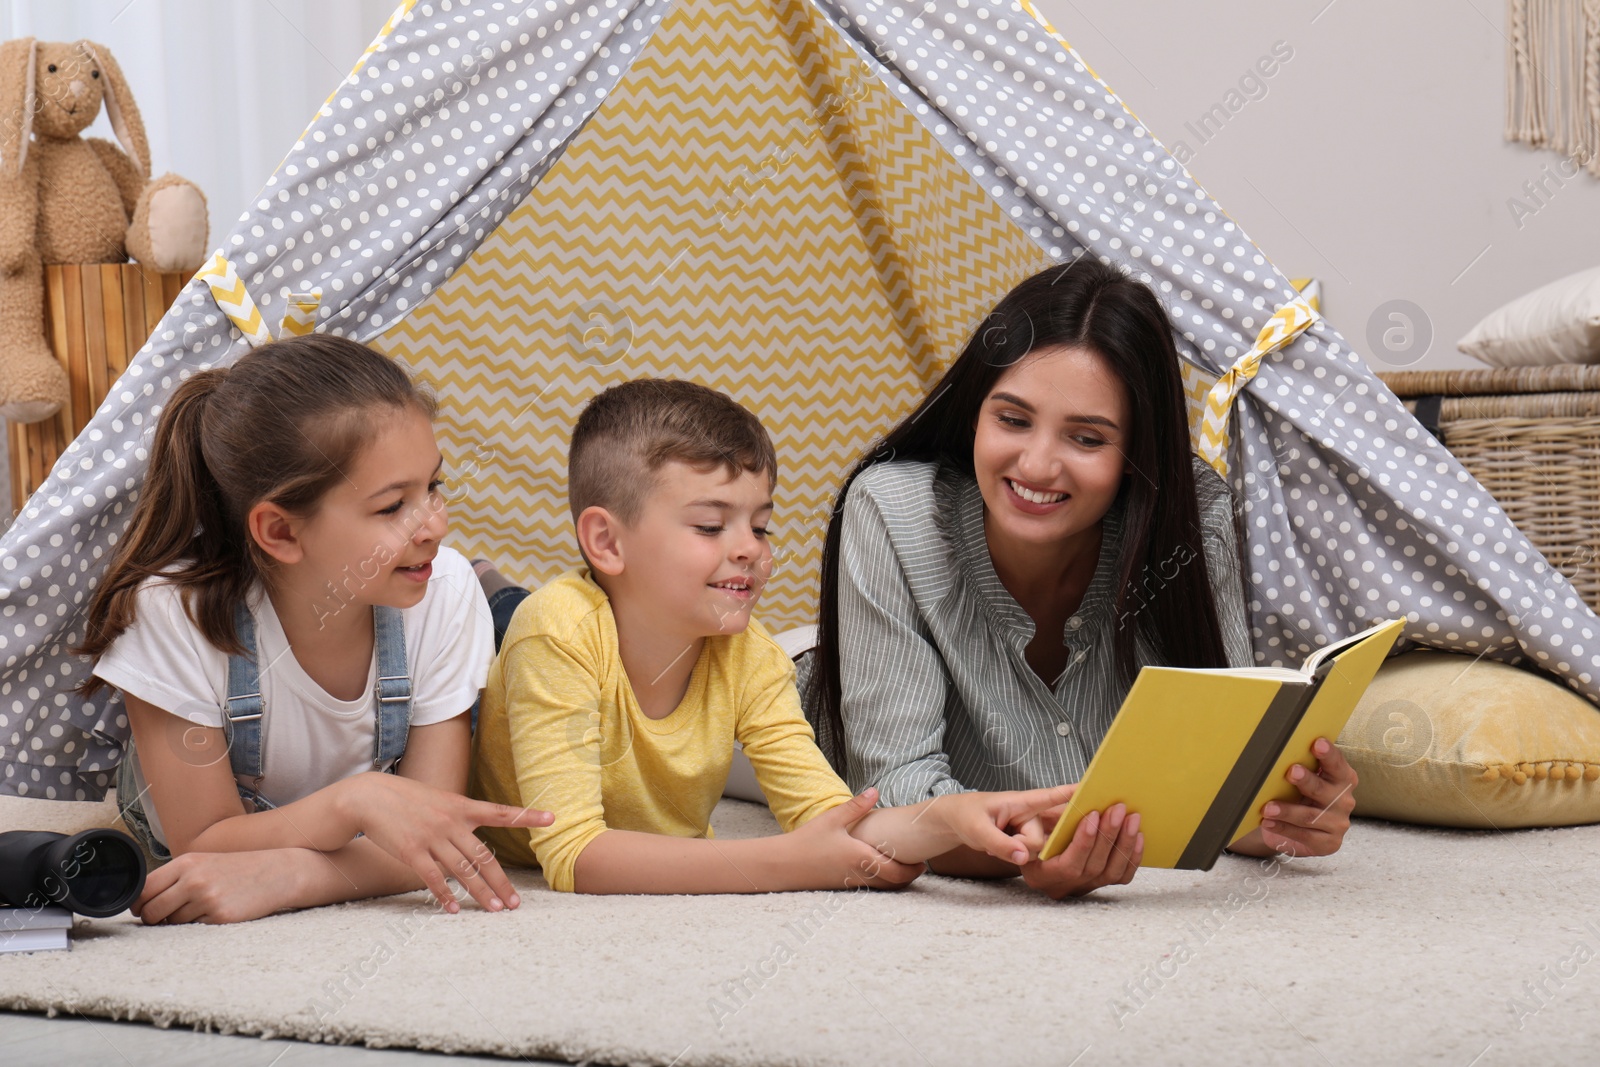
[0,0,666,800]
[817,0,1600,684]
[3,0,1595,802]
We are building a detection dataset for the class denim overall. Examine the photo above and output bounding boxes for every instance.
[116,601,412,865]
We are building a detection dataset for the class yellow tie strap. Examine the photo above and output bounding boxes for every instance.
[197,252,274,348]
[280,290,323,337]
[1197,297,1320,478]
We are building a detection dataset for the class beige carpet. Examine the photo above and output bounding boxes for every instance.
[2,791,1599,1066]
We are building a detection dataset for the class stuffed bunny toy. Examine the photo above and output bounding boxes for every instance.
[0,38,208,423]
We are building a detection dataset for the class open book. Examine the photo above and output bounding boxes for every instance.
[1038,617,1405,870]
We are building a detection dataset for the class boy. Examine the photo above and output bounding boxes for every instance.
[469,379,1079,893]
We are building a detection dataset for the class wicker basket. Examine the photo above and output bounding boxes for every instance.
[9,264,189,514]
[1378,365,1600,614]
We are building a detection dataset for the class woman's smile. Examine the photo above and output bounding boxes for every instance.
[1003,476,1071,513]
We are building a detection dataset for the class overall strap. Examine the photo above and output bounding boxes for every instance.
[223,600,266,782]
[371,605,412,765]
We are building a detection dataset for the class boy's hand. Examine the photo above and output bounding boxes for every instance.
[1232,737,1358,858]
[1009,783,1078,857]
[1019,801,1143,900]
[344,772,554,912]
[793,788,926,889]
[930,784,1080,865]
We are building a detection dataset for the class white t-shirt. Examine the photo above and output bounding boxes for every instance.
[93,545,492,845]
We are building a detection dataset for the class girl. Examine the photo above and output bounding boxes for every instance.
[77,335,551,925]
[802,258,1360,898]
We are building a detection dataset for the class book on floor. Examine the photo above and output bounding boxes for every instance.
[0,905,74,954]
[1039,616,1405,871]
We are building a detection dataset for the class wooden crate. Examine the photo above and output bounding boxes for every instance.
[9,264,189,513]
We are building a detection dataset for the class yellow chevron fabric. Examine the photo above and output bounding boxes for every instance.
[198,252,273,348]
[1290,276,1323,313]
[1197,297,1321,479]
[279,289,322,338]
[1179,279,1317,471]
[1180,359,1220,458]
[377,0,1051,631]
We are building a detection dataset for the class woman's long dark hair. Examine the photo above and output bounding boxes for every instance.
[804,257,1231,769]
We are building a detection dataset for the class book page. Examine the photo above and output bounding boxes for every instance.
[1303,617,1403,675]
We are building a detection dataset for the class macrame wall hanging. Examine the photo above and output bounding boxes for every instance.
[1506,0,1600,176]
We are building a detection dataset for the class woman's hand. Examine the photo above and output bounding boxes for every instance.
[1017,801,1143,899]
[132,849,304,925]
[1232,738,1358,858]
[789,788,927,889]
[340,771,554,912]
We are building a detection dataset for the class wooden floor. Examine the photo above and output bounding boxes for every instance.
[0,1011,564,1065]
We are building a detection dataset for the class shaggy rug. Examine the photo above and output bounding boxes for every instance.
[2,792,1598,1065]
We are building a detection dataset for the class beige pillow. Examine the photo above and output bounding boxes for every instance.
[1336,650,1600,828]
[1457,264,1600,367]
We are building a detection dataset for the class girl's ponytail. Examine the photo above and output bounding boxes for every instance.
[77,369,250,681]
[76,334,435,693]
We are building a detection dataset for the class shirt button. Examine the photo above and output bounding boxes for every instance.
[1055,721,1073,737]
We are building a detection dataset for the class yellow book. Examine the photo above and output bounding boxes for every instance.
[1038,617,1404,870]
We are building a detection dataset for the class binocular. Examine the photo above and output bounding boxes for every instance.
[0,828,147,918]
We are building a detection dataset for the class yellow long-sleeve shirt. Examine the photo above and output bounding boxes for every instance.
[468,569,854,892]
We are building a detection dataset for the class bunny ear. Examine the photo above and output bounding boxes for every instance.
[0,38,38,175]
[80,41,148,178]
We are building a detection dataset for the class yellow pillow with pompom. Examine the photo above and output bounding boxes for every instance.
[1335,650,1600,828]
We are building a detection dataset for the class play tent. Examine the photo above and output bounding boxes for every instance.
[5,0,1600,801]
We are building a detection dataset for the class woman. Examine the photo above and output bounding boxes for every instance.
[802,258,1359,898]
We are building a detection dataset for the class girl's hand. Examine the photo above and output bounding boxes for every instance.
[792,788,927,889]
[1250,737,1359,857]
[132,849,301,925]
[343,772,554,912]
[931,784,1080,865]
[1018,801,1143,900]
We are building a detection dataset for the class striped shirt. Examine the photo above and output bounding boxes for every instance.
[803,455,1252,805]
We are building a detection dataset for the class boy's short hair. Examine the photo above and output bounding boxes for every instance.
[567,378,778,524]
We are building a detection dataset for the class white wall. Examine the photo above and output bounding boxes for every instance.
[1038,0,1600,371]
